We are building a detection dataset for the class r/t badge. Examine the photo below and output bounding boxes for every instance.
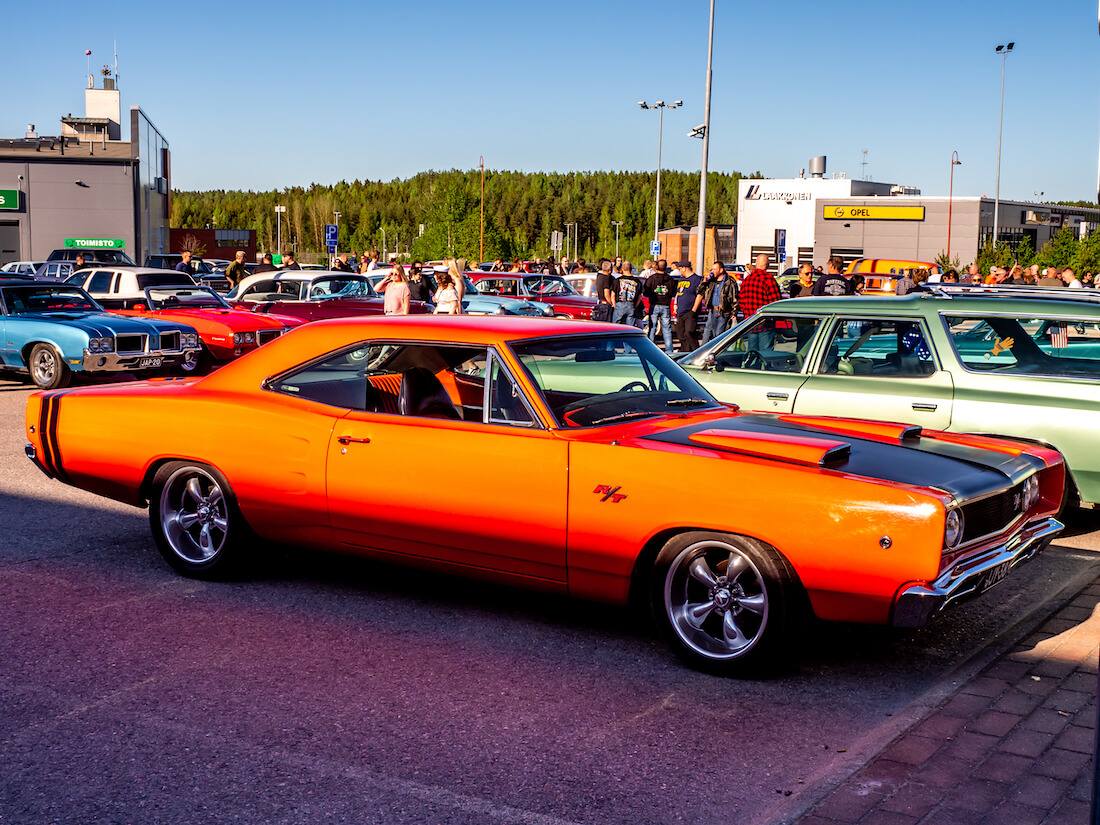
[593,485,627,503]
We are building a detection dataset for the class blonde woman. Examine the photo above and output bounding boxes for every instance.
[444,258,465,313]
[379,263,410,315]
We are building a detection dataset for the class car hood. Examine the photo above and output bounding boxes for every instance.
[148,308,290,330]
[24,311,189,336]
[639,412,1047,502]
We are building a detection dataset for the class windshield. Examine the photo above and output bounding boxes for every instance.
[523,275,577,296]
[310,277,378,298]
[146,286,230,310]
[510,334,722,427]
[3,286,102,314]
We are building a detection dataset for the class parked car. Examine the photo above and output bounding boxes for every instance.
[1,261,46,277]
[24,316,1064,673]
[680,289,1100,508]
[46,248,137,266]
[33,261,75,282]
[68,267,196,310]
[144,254,233,293]
[468,273,597,319]
[844,259,943,295]
[0,278,201,388]
[111,285,302,373]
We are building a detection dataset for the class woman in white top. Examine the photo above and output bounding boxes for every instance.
[433,271,460,314]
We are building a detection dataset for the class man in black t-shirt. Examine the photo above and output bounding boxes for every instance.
[812,257,854,296]
[673,260,703,352]
[592,260,616,322]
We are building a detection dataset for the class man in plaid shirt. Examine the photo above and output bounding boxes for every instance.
[741,253,782,352]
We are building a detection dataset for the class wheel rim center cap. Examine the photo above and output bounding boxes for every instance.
[713,588,731,608]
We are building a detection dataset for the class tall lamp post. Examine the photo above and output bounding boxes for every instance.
[565,222,576,261]
[992,42,1014,248]
[947,152,961,262]
[611,221,623,257]
[692,0,716,273]
[333,210,341,265]
[639,99,682,255]
[274,205,286,256]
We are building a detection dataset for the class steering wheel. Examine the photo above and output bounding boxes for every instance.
[620,381,649,392]
[742,350,766,371]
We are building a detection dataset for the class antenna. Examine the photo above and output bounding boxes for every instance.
[861,149,869,180]
[113,40,119,85]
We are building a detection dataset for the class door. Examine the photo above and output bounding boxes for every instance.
[321,343,568,581]
[793,317,955,429]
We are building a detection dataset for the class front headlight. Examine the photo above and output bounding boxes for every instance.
[1023,475,1040,510]
[494,305,508,315]
[182,333,199,348]
[88,337,114,353]
[243,332,255,344]
[233,333,242,345]
[944,508,964,548]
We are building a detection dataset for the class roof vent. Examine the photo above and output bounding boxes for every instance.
[809,156,826,178]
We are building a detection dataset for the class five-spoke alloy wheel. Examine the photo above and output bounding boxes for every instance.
[150,462,248,578]
[653,532,796,674]
[29,343,71,389]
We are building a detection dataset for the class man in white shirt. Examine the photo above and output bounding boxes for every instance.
[1062,267,1082,289]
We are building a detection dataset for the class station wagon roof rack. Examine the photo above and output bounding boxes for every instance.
[928,285,1100,304]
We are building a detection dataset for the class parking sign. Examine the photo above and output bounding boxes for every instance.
[325,224,338,245]
[650,240,661,255]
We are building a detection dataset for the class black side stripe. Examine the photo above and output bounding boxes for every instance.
[41,391,73,484]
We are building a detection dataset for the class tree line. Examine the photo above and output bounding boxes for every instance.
[171,169,758,264]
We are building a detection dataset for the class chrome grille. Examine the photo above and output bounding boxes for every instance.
[960,483,1024,544]
[257,329,282,345]
[116,334,147,354]
[160,331,181,352]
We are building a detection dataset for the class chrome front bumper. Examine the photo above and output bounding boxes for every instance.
[80,348,201,373]
[892,517,1063,628]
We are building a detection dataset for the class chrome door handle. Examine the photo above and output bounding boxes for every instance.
[766,392,789,400]
[337,435,371,445]
[911,403,938,412]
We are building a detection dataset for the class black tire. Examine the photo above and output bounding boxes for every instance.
[148,462,252,579]
[179,346,213,376]
[28,343,71,389]
[652,531,799,675]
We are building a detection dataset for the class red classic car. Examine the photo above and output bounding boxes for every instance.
[24,317,1064,674]
[468,273,597,319]
[230,271,429,321]
[115,286,302,372]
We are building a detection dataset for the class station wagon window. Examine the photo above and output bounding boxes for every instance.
[944,315,1100,377]
[709,315,820,373]
[268,342,537,426]
[818,318,936,376]
[86,270,113,293]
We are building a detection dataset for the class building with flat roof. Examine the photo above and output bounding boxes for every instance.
[735,157,1100,271]
[0,69,170,267]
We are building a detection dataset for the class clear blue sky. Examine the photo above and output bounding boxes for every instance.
[5,0,1099,203]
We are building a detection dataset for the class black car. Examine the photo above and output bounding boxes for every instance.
[47,248,137,266]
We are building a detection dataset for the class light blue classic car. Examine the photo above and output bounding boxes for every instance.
[0,279,202,388]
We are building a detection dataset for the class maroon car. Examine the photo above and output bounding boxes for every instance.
[229,271,428,321]
[468,273,596,319]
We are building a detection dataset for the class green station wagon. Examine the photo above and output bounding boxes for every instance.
[681,289,1100,507]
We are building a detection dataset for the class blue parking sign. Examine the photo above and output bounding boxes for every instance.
[325,224,338,245]
[650,240,661,255]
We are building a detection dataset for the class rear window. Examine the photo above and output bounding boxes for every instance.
[137,272,196,289]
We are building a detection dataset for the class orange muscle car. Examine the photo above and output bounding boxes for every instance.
[24,317,1065,674]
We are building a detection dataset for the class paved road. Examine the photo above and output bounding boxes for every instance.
[1,379,1097,825]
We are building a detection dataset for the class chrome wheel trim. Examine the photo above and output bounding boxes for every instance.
[664,539,769,661]
[159,467,229,564]
[31,347,58,385]
[179,350,200,372]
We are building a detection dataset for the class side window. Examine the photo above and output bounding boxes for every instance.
[819,319,936,376]
[487,355,536,426]
[712,315,820,372]
[945,315,1100,376]
[86,270,113,293]
[240,279,279,299]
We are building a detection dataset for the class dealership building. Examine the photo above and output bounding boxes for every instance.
[0,70,170,267]
[735,157,1100,272]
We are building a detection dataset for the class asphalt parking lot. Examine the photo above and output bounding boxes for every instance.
[1,378,1097,825]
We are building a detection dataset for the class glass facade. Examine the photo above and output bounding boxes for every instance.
[130,106,170,264]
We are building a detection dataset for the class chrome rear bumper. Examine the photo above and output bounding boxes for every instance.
[892,517,1063,628]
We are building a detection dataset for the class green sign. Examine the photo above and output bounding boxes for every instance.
[64,238,126,249]
[0,189,17,210]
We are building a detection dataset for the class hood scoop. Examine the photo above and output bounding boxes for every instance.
[777,415,922,445]
[687,428,851,467]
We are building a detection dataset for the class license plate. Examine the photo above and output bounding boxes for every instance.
[138,357,163,368]
[978,560,1011,592]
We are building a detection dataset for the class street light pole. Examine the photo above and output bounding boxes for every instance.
[611,221,623,257]
[333,210,341,266]
[948,152,961,262]
[639,99,682,256]
[993,42,1014,248]
[275,204,286,257]
[693,0,716,273]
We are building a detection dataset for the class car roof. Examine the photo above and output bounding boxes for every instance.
[762,291,1100,317]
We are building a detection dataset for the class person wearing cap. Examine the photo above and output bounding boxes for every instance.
[225,250,247,289]
[673,259,703,352]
